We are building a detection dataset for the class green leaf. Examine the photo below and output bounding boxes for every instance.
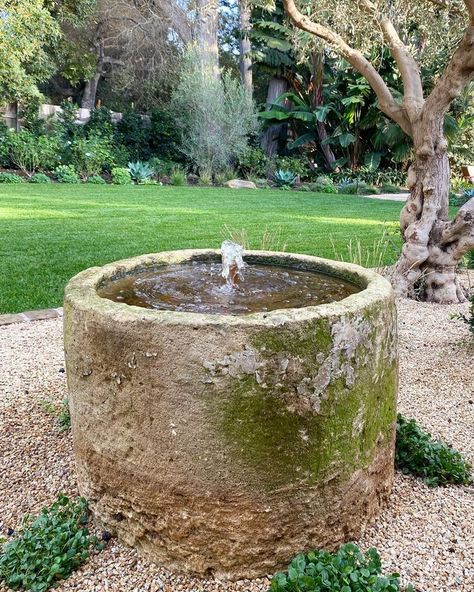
[288,132,317,149]
[258,110,290,121]
[338,133,356,148]
[314,105,331,122]
[364,152,382,170]
[289,111,315,122]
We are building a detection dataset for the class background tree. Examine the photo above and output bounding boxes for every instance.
[239,0,253,91]
[282,0,474,303]
[59,0,190,110]
[195,0,220,75]
[171,47,258,176]
[0,0,60,104]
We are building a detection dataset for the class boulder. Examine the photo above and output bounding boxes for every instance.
[225,179,257,189]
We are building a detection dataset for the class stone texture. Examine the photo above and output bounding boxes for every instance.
[64,249,398,580]
[0,313,27,326]
[224,179,257,189]
[23,308,61,321]
[0,307,63,326]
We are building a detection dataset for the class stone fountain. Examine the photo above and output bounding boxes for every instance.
[64,243,397,579]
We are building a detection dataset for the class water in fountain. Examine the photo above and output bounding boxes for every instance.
[98,242,360,315]
[221,240,245,287]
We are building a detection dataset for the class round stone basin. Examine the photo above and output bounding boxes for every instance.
[64,250,398,579]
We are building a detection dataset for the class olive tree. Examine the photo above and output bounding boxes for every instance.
[171,48,258,176]
[283,0,474,303]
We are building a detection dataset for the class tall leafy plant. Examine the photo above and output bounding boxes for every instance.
[171,48,259,177]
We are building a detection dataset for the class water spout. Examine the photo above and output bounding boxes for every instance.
[221,240,245,287]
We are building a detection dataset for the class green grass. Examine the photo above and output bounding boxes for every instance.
[0,185,403,314]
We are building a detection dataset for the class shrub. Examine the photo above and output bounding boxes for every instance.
[273,156,307,178]
[149,109,182,162]
[54,165,80,184]
[7,130,59,176]
[330,167,406,186]
[0,123,12,167]
[86,175,106,184]
[171,48,259,177]
[171,167,186,186]
[314,175,334,186]
[83,107,114,139]
[0,494,105,591]
[128,161,153,184]
[29,173,51,184]
[363,185,380,195]
[18,99,46,136]
[339,181,379,195]
[274,170,297,187]
[55,101,81,143]
[455,292,474,336]
[237,147,268,178]
[70,135,115,179]
[0,172,23,183]
[111,144,130,168]
[254,178,270,189]
[111,167,132,185]
[396,414,472,486]
[379,184,403,193]
[269,543,412,592]
[148,157,180,178]
[116,110,150,161]
[307,183,338,194]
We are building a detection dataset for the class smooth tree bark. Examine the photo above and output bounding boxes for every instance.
[283,0,474,303]
[239,0,253,92]
[195,0,220,76]
[261,76,289,155]
[311,51,336,169]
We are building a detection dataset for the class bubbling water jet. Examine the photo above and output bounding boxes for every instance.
[221,240,245,287]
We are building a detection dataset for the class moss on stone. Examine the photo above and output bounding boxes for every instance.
[215,360,396,489]
[251,317,334,373]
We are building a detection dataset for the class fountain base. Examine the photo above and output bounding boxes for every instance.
[64,250,398,579]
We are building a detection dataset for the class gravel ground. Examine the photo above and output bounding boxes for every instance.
[0,284,473,592]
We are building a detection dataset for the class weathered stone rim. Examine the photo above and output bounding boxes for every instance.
[64,249,394,326]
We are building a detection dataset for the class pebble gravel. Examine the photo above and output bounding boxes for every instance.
[0,282,473,592]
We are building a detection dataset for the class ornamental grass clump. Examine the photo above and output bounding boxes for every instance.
[269,543,413,592]
[395,414,472,486]
[0,494,105,592]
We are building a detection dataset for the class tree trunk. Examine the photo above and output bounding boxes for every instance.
[392,118,472,303]
[195,0,219,77]
[261,76,288,156]
[311,52,335,169]
[81,70,101,110]
[239,0,253,93]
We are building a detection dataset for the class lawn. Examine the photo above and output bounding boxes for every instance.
[0,184,404,314]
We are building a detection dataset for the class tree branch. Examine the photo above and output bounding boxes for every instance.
[282,0,413,136]
[441,197,474,256]
[423,24,474,122]
[357,0,424,118]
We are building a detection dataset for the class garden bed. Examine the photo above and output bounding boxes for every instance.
[0,279,473,592]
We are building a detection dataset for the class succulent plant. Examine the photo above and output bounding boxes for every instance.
[274,169,297,187]
[128,161,153,184]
